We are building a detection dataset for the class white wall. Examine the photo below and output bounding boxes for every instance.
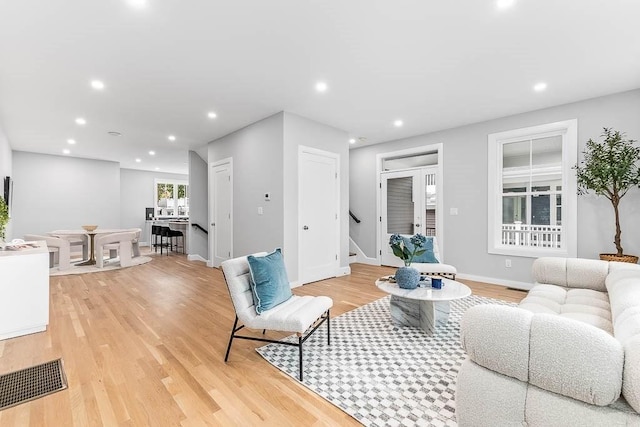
[188,151,208,259]
[12,152,121,239]
[283,112,350,280]
[208,113,285,258]
[350,89,640,286]
[120,168,188,245]
[207,111,350,282]
[0,125,12,239]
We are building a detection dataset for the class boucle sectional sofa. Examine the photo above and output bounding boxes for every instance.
[456,257,640,426]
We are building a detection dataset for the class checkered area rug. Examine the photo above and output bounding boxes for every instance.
[257,295,515,426]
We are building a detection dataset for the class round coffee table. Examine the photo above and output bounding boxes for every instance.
[375,277,472,334]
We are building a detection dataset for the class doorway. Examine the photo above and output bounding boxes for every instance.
[298,147,340,284]
[209,159,233,268]
[376,144,443,266]
[380,166,438,266]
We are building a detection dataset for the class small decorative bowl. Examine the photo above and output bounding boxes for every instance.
[82,225,98,232]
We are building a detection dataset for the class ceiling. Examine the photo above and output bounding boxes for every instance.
[1,1,639,175]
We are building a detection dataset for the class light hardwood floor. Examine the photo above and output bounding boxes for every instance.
[0,255,526,426]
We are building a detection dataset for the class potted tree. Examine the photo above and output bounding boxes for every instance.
[0,196,8,245]
[574,127,640,263]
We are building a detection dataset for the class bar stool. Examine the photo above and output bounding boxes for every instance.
[163,226,185,254]
[153,226,170,255]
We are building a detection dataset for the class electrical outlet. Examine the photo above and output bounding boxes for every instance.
[258,207,263,215]
[505,259,512,268]
[449,207,458,215]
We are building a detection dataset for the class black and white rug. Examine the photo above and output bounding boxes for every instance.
[257,295,514,426]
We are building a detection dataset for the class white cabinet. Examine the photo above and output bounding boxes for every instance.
[0,242,49,340]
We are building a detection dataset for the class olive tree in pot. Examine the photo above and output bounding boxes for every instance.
[574,127,640,263]
[0,196,8,244]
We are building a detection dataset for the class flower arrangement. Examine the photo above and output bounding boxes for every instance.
[389,233,427,266]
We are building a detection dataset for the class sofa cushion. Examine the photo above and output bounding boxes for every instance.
[520,284,613,334]
[623,335,640,413]
[529,314,624,406]
[532,257,609,291]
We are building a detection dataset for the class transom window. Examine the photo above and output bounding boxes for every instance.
[488,120,577,257]
[155,179,189,217]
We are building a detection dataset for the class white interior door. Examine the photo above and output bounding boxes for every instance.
[210,160,232,268]
[299,148,339,284]
[380,167,437,266]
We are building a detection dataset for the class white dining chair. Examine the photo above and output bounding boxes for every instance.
[94,231,137,268]
[24,234,72,270]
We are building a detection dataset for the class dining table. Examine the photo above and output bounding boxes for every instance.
[50,228,127,266]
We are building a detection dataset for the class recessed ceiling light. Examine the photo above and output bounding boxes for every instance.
[135,158,141,163]
[75,117,86,125]
[149,150,155,156]
[394,120,404,127]
[349,138,356,144]
[496,0,515,9]
[127,0,148,9]
[62,149,70,155]
[67,139,76,145]
[155,167,160,171]
[90,80,105,90]
[315,81,328,93]
[207,111,217,119]
[533,82,548,92]
[168,135,176,141]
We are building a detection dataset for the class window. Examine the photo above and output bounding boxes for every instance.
[488,120,577,257]
[154,179,189,217]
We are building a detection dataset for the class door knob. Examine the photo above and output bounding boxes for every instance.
[303,225,309,230]
[415,224,421,227]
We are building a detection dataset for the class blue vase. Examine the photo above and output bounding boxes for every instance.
[396,266,420,289]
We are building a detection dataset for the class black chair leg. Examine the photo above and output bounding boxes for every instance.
[327,310,331,346]
[225,316,239,362]
[298,335,303,381]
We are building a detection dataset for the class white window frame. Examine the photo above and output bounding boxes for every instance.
[487,119,577,258]
[154,179,189,218]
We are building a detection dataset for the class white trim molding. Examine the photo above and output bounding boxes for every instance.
[376,143,444,265]
[487,119,578,258]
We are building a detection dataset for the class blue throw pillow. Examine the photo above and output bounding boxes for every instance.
[402,236,439,264]
[247,248,292,314]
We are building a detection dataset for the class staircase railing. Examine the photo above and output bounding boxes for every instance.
[191,223,209,234]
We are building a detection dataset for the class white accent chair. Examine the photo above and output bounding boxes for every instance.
[389,236,457,279]
[221,253,333,381]
[94,231,137,268]
[47,232,88,261]
[24,234,72,270]
[105,228,141,259]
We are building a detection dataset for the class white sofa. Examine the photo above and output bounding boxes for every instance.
[457,257,640,426]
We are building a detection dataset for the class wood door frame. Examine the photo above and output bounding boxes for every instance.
[208,158,233,268]
[297,145,340,284]
[376,143,443,265]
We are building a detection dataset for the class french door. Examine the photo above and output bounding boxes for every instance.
[380,167,438,266]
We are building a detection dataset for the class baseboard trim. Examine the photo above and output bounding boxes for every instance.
[187,254,208,263]
[456,273,532,291]
[336,266,351,276]
[349,237,380,266]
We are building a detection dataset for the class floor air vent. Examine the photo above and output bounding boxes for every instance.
[0,359,68,410]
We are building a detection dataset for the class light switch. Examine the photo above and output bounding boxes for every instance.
[258,207,263,215]
[450,207,459,215]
